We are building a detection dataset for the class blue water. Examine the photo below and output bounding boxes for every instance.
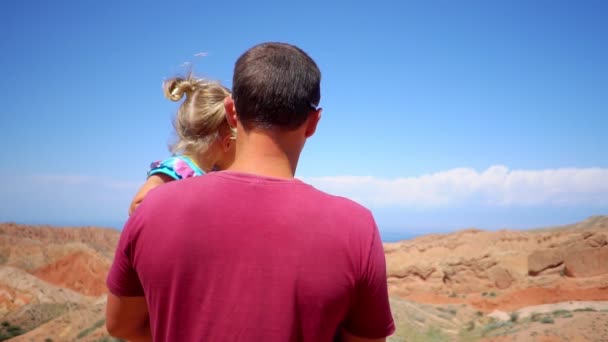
[380,231,418,243]
[6,218,421,243]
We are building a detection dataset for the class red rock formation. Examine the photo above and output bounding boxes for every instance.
[564,247,608,278]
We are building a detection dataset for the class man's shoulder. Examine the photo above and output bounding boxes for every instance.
[319,191,370,212]
[138,174,214,208]
[302,182,374,219]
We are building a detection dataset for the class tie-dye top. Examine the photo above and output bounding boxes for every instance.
[148,155,204,180]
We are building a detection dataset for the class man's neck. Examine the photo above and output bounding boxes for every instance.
[227,128,303,179]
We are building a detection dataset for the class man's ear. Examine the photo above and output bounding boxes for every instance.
[305,109,322,138]
[221,134,234,152]
[224,96,238,128]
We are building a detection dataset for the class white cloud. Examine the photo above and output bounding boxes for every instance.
[9,166,608,211]
[303,166,608,208]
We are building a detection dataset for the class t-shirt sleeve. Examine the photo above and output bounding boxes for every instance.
[343,219,395,339]
[106,214,145,297]
[148,156,201,180]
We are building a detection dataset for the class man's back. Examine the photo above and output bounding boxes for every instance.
[107,171,394,341]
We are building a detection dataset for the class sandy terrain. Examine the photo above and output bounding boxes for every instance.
[1,216,607,341]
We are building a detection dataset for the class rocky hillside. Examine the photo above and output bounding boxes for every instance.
[385,215,608,341]
[1,216,607,341]
[0,223,119,341]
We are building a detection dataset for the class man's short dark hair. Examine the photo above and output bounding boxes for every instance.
[232,42,321,130]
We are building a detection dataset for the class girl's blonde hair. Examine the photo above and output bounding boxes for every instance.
[163,73,235,156]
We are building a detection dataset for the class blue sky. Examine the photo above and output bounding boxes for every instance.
[0,0,606,240]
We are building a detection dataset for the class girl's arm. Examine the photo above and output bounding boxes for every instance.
[129,174,175,215]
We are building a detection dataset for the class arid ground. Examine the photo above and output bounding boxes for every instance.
[1,216,607,341]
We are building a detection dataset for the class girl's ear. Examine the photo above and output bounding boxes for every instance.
[224,96,238,128]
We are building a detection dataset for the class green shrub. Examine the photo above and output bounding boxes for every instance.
[482,321,512,335]
[437,313,452,320]
[414,315,426,323]
[392,322,447,342]
[465,320,476,331]
[552,309,570,316]
[574,307,596,312]
[424,326,447,341]
[7,325,22,333]
[6,325,23,337]
[510,312,519,322]
[0,321,26,340]
[77,319,106,339]
[540,316,554,324]
[94,338,125,342]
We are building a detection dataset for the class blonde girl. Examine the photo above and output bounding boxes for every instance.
[129,74,236,214]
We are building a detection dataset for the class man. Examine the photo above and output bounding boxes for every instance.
[106,42,394,342]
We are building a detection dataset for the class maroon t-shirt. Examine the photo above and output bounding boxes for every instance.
[107,171,394,341]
